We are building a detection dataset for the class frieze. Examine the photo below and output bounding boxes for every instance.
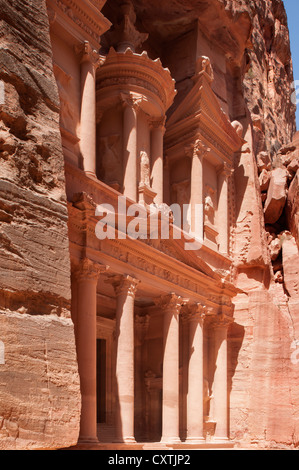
[51,0,110,44]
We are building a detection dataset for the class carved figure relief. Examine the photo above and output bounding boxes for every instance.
[53,64,76,135]
[100,135,122,186]
[204,185,216,225]
[139,150,151,187]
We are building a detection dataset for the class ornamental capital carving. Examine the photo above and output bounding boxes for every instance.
[75,41,104,69]
[149,117,166,133]
[73,258,108,281]
[109,274,140,298]
[220,162,233,178]
[120,92,143,112]
[208,314,234,330]
[155,293,184,313]
[186,138,210,160]
[188,302,206,323]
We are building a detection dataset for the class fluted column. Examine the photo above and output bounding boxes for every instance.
[186,304,206,443]
[122,96,138,201]
[151,119,166,205]
[73,258,107,443]
[217,163,232,255]
[112,275,140,442]
[212,316,232,441]
[189,139,210,241]
[76,41,102,178]
[158,293,183,443]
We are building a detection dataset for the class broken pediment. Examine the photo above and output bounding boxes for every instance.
[166,56,243,156]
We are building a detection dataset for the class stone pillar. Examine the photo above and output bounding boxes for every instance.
[217,163,232,255]
[134,314,149,441]
[122,96,138,201]
[76,41,101,178]
[112,275,139,442]
[158,293,183,443]
[186,304,205,443]
[189,139,210,241]
[151,119,166,205]
[74,258,106,443]
[212,316,231,441]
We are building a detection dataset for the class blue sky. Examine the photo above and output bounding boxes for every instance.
[284,0,299,129]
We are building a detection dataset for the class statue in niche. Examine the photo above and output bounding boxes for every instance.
[100,135,122,187]
[140,150,151,187]
[204,186,215,225]
[194,56,214,82]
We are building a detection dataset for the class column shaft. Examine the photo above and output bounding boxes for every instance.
[213,323,229,441]
[186,312,205,442]
[123,103,137,201]
[75,259,104,442]
[217,168,230,254]
[190,152,204,239]
[114,276,139,442]
[151,122,165,205]
[159,294,182,443]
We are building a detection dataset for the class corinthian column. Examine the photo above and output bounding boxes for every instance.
[112,275,140,442]
[76,41,102,178]
[73,258,107,443]
[186,304,206,443]
[157,293,183,444]
[189,139,210,241]
[122,96,138,201]
[217,163,232,255]
[211,316,232,441]
[151,119,166,205]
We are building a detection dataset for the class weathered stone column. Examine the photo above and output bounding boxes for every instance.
[212,316,231,441]
[186,304,205,443]
[134,314,149,441]
[76,41,101,178]
[112,275,140,442]
[158,293,183,443]
[217,163,232,255]
[151,119,166,205]
[122,96,138,201]
[189,139,210,240]
[74,258,106,443]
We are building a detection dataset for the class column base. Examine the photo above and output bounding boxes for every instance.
[84,171,97,179]
[213,436,230,442]
[161,437,181,445]
[78,436,99,445]
[185,437,206,444]
[113,437,137,444]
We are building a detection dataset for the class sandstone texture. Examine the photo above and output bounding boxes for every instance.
[0,0,80,449]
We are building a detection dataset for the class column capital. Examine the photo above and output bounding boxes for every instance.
[149,117,166,134]
[219,162,233,179]
[75,41,104,69]
[187,302,206,324]
[186,137,210,160]
[120,92,142,112]
[109,274,140,298]
[208,314,234,330]
[72,258,108,282]
[155,293,184,314]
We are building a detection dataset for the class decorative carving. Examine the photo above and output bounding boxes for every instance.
[155,293,184,313]
[100,134,122,185]
[53,64,76,134]
[109,274,140,298]
[75,41,103,68]
[107,0,148,53]
[194,56,214,82]
[139,150,151,187]
[73,258,108,281]
[204,185,216,225]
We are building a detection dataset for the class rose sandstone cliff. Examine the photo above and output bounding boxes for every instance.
[0,0,80,449]
[0,0,298,450]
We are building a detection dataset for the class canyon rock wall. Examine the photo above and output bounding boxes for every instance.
[0,0,80,449]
